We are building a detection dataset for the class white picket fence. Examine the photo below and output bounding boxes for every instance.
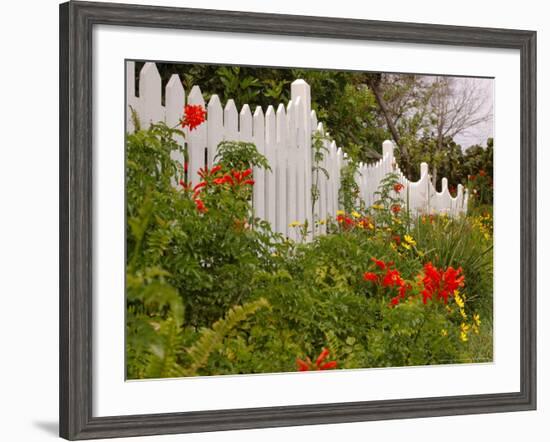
[126,61,467,240]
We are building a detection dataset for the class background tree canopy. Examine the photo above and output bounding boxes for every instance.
[133,61,493,198]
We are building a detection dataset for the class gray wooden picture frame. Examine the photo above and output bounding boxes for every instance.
[59,1,537,439]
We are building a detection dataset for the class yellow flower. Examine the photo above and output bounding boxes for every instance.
[441,329,448,337]
[460,331,469,342]
[318,219,326,225]
[351,211,361,219]
[368,222,374,230]
[460,323,470,334]
[288,221,301,228]
[460,308,468,319]
[454,291,465,309]
[473,313,481,327]
[404,234,416,246]
[372,204,384,210]
[417,250,425,257]
[390,242,397,251]
[336,210,345,216]
[401,243,411,250]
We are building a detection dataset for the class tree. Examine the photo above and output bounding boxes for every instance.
[426,77,492,185]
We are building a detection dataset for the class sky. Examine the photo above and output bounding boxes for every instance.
[450,77,494,149]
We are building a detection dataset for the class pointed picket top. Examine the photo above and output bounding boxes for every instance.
[138,62,164,126]
[286,99,298,150]
[316,122,325,136]
[456,183,464,199]
[187,85,205,105]
[253,106,265,140]
[252,106,265,154]
[166,73,184,95]
[291,79,311,139]
[382,140,394,159]
[239,104,253,140]
[441,177,449,195]
[253,105,264,118]
[276,103,287,144]
[224,99,238,139]
[206,94,223,167]
[165,74,185,127]
[265,105,276,143]
[420,162,429,178]
[139,62,161,102]
[207,94,222,112]
[310,110,318,129]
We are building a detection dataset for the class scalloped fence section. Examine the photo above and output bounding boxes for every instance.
[126,61,468,240]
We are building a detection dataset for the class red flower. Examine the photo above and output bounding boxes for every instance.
[180,104,206,131]
[194,198,207,213]
[214,175,234,186]
[296,349,338,372]
[371,257,386,270]
[193,181,207,192]
[419,262,464,304]
[363,272,378,282]
[316,348,330,366]
[296,358,310,371]
[198,165,223,180]
[389,296,400,307]
[393,183,404,193]
[183,161,189,172]
[319,361,338,370]
[399,282,411,299]
[391,204,401,214]
[382,269,404,288]
[392,235,401,245]
[214,169,254,187]
[232,168,254,184]
[479,169,487,177]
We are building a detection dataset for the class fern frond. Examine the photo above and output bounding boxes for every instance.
[184,298,270,376]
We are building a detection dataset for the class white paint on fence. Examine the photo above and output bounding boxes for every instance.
[126,61,468,239]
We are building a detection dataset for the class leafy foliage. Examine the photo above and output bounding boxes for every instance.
[126,116,493,380]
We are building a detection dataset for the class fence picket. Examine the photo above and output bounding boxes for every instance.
[252,106,266,220]
[165,75,186,186]
[264,106,277,231]
[186,86,207,184]
[138,63,164,128]
[207,94,223,167]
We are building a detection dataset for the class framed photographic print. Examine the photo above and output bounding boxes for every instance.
[59,1,536,439]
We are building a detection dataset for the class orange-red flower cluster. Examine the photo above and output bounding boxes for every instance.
[213,168,254,187]
[363,258,411,307]
[180,104,206,131]
[296,348,338,371]
[180,165,255,214]
[393,183,404,193]
[336,213,374,231]
[336,214,354,227]
[391,204,401,214]
[419,262,465,305]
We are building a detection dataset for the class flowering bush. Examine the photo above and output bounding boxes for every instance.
[126,113,492,379]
